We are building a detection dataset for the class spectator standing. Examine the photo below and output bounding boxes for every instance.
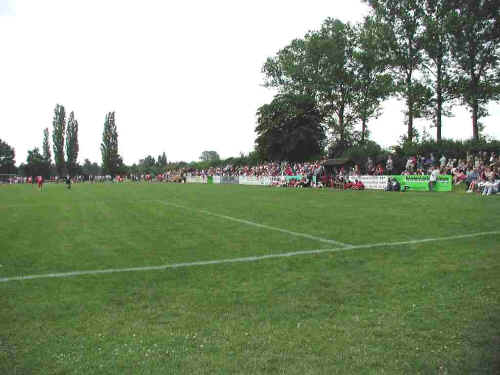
[429,166,440,192]
[366,157,374,175]
[406,157,413,172]
[440,154,447,168]
[386,155,393,175]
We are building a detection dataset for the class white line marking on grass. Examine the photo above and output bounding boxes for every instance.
[158,200,350,247]
[1,231,498,283]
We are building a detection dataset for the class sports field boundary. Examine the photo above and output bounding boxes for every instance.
[1,231,498,284]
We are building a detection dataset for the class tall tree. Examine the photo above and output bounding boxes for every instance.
[81,159,102,176]
[420,0,455,142]
[157,152,167,168]
[307,19,360,152]
[139,155,156,174]
[42,128,52,164]
[24,147,50,178]
[255,93,325,162]
[364,0,430,142]
[52,104,66,176]
[353,17,395,143]
[101,112,123,176]
[262,37,310,95]
[263,19,365,154]
[199,151,220,162]
[65,111,79,176]
[447,0,500,140]
[0,139,16,174]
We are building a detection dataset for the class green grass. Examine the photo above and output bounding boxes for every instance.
[0,183,499,374]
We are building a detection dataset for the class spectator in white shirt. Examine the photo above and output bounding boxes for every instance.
[429,166,440,192]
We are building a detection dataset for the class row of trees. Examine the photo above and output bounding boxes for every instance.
[2,106,126,178]
[256,0,500,161]
[16,105,81,178]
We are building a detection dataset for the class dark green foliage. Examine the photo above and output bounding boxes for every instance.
[354,17,395,143]
[52,104,66,176]
[342,140,388,166]
[420,0,455,141]
[21,147,51,178]
[0,139,16,174]
[199,151,220,162]
[393,138,500,160]
[157,152,167,168]
[446,0,500,140]
[139,155,156,174]
[100,112,123,176]
[307,19,359,146]
[65,111,79,177]
[81,159,102,176]
[255,93,325,162]
[364,0,429,142]
[42,128,51,164]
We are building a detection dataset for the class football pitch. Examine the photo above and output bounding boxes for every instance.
[1,183,499,374]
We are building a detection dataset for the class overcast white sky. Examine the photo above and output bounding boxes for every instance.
[1,0,499,165]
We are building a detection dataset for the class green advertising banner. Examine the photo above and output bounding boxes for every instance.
[207,176,213,184]
[392,175,452,192]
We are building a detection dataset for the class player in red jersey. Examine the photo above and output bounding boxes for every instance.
[37,176,43,190]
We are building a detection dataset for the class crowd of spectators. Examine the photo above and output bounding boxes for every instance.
[179,151,499,194]
[3,151,498,195]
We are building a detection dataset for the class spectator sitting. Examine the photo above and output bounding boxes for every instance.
[344,181,353,190]
[465,169,479,192]
[453,169,467,185]
[297,176,309,188]
[482,177,499,196]
[352,179,365,190]
[385,177,401,192]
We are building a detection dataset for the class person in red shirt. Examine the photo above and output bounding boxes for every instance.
[37,176,43,190]
[344,181,353,190]
[353,179,365,190]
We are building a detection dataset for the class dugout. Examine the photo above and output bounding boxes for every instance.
[323,158,354,174]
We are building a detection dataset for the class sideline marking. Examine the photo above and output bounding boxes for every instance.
[1,231,498,283]
[158,200,350,247]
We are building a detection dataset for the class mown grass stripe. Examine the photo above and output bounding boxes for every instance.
[158,200,350,247]
[1,231,498,284]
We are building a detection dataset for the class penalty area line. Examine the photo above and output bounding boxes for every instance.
[0,231,498,284]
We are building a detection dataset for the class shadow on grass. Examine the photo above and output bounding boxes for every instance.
[461,310,500,374]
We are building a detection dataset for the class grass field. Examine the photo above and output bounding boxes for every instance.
[0,182,499,374]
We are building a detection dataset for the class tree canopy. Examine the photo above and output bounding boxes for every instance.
[255,93,325,161]
[0,139,16,174]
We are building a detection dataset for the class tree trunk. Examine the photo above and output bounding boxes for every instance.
[361,118,367,144]
[436,62,442,142]
[407,73,414,143]
[472,99,479,141]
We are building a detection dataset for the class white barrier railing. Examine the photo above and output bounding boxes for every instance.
[348,175,388,190]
